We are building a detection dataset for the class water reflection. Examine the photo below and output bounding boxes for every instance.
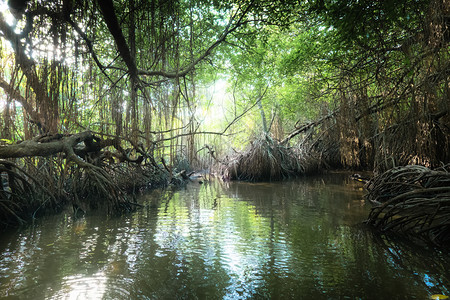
[49,272,108,299]
[1,173,450,299]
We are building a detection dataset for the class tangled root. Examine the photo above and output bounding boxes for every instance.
[366,164,450,246]
[221,135,304,181]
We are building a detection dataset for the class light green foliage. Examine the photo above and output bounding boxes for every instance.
[217,20,338,144]
[1,0,445,167]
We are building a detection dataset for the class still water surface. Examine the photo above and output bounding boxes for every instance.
[1,173,450,299]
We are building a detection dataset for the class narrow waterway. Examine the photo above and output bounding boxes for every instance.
[1,173,449,299]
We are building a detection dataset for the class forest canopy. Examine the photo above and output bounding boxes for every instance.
[0,0,449,224]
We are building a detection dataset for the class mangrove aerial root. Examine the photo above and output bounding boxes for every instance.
[365,164,450,246]
[0,159,57,226]
[0,131,173,226]
[220,134,305,181]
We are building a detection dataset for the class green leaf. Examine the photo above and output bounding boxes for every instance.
[0,139,13,145]
[431,295,449,300]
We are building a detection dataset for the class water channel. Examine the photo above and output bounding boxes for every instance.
[1,172,450,299]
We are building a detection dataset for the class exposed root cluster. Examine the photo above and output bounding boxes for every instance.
[0,160,57,226]
[366,164,450,246]
[112,163,169,193]
[220,135,307,181]
[0,131,185,227]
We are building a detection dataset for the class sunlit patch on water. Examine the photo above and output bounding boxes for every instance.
[48,272,108,300]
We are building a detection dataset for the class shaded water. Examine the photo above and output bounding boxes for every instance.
[1,173,450,299]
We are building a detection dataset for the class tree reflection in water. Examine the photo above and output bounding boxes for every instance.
[1,173,450,299]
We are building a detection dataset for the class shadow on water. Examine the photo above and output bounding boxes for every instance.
[1,172,450,299]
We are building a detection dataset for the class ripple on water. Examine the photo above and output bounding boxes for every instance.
[47,272,132,300]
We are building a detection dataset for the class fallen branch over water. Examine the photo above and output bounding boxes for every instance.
[365,164,450,246]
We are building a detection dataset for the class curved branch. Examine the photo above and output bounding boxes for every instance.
[0,77,41,124]
[96,0,138,82]
[138,3,254,79]
[65,17,114,83]
[0,131,93,159]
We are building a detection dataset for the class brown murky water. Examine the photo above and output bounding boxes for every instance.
[1,173,449,299]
